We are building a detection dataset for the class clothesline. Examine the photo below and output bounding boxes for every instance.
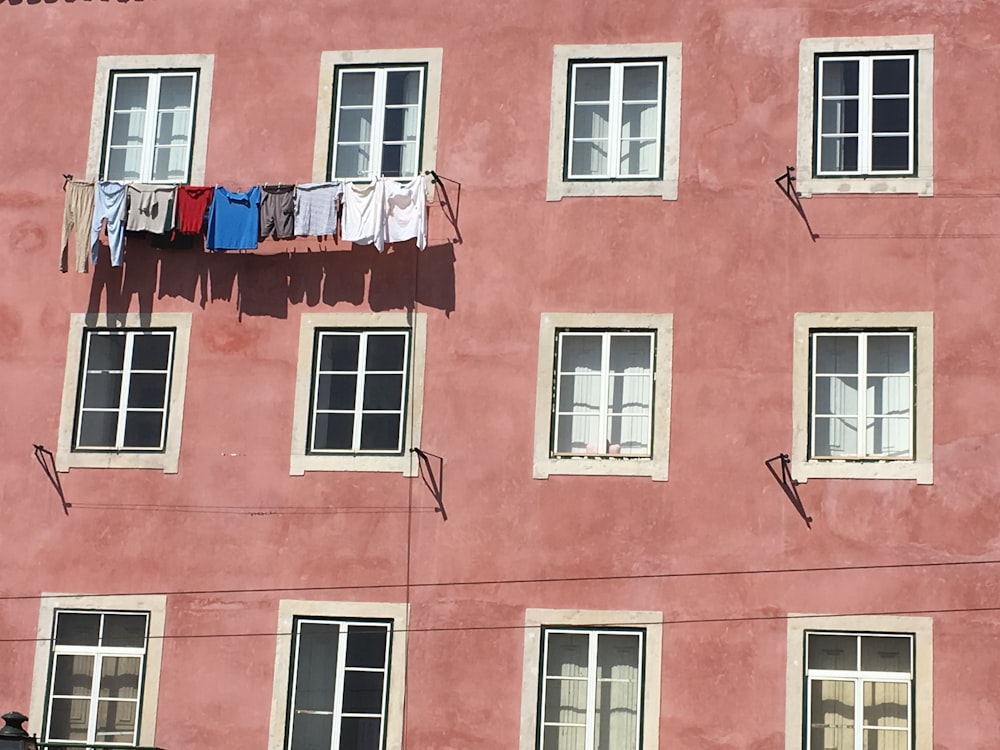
[59,175,434,274]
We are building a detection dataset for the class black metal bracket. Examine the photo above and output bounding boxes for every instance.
[61,174,73,192]
[410,447,447,520]
[765,453,812,528]
[774,166,818,242]
[33,444,69,515]
[426,170,463,246]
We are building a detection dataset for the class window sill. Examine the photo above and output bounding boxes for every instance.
[546,177,677,201]
[796,175,933,197]
[791,458,933,485]
[56,451,178,474]
[290,452,418,477]
[533,454,668,481]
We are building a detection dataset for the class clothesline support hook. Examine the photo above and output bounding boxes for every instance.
[61,174,73,192]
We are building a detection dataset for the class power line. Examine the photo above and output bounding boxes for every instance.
[3,557,1000,602]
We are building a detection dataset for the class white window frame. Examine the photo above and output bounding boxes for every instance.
[87,55,214,185]
[56,313,192,474]
[792,312,933,483]
[519,609,662,750]
[796,35,933,197]
[102,70,198,184]
[268,601,408,750]
[533,313,672,481]
[29,594,167,750]
[547,43,682,201]
[784,614,933,750]
[290,312,427,476]
[312,49,443,183]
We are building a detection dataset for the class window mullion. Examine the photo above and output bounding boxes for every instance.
[584,632,599,750]
[598,334,612,451]
[853,678,864,750]
[353,334,368,450]
[330,626,349,750]
[86,652,103,744]
[857,334,868,458]
[117,334,135,449]
[371,69,388,178]
[141,75,160,182]
[608,64,624,178]
[859,59,873,174]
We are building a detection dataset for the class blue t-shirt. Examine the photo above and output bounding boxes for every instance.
[206,186,261,250]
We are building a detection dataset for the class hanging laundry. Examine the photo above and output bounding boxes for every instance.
[60,180,95,273]
[175,186,214,234]
[385,174,429,250]
[341,180,387,252]
[90,181,128,267]
[259,184,296,240]
[294,182,342,238]
[206,186,261,251]
[125,184,176,234]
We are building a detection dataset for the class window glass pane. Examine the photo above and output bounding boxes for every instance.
[863,681,909,728]
[359,414,402,451]
[362,374,404,411]
[619,140,657,177]
[820,136,859,172]
[808,634,858,670]
[152,146,190,182]
[822,100,859,135]
[313,413,354,451]
[110,111,145,147]
[814,336,859,374]
[48,698,92,742]
[574,66,611,102]
[53,654,95,694]
[621,103,657,139]
[383,106,420,142]
[95,697,137,741]
[622,65,659,101]
[338,108,373,144]
[560,335,602,372]
[872,58,911,95]
[385,69,422,105]
[571,141,608,177]
[126,373,168,409]
[821,60,859,96]
[122,411,164,448]
[365,334,406,371]
[810,680,855,750]
[98,656,141,698]
[573,104,610,139]
[543,725,585,750]
[380,143,416,178]
[546,632,589,677]
[113,77,149,111]
[866,417,911,457]
[862,728,907,750]
[872,99,909,135]
[106,148,143,182]
[102,614,147,648]
[319,334,360,372]
[607,415,649,455]
[131,334,172,371]
[334,145,370,179]
[595,634,640,750]
[290,714,333,750]
[861,636,911,673]
[609,335,651,373]
[871,136,910,171]
[556,413,601,454]
[814,376,859,415]
[155,109,190,147]
[866,376,910,417]
[78,412,119,448]
[339,717,382,750]
[339,72,376,107]
[87,334,127,371]
[82,373,123,409]
[157,75,193,110]
[316,374,357,411]
[345,625,388,668]
[342,670,385,714]
[867,335,910,373]
[559,373,600,412]
[813,417,859,457]
[294,622,339,713]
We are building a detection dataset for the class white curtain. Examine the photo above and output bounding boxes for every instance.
[543,633,589,750]
[594,635,640,750]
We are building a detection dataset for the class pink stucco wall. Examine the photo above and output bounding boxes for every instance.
[2,1,1000,748]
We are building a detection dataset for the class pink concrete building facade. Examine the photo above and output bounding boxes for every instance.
[2,2,999,749]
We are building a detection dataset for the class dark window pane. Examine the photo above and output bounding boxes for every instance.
[342,670,385,714]
[815,335,859,374]
[316,374,358,411]
[362,374,404,410]
[53,654,95,694]
[861,636,911,672]
[98,656,141,697]
[821,59,859,96]
[78,412,119,448]
[382,108,407,142]
[48,698,92,741]
[294,622,339,712]
[339,71,375,107]
[821,99,858,135]
[366,334,406,371]
[130,334,171,370]
[871,136,910,171]
[808,634,858,669]
[573,66,611,102]
[359,414,401,451]
[290,713,334,750]
[384,70,421,105]
[123,412,164,448]
[126,373,168,409]
[313,413,354,450]
[82,373,123,409]
[87,334,126,371]
[872,99,909,134]
[346,625,388,668]
[103,614,147,648]
[873,58,911,95]
[820,136,858,172]
[380,144,404,177]
[319,334,359,371]
[339,717,381,750]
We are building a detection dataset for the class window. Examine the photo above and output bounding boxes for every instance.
[547,44,682,201]
[311,49,443,183]
[291,313,427,476]
[56,313,192,473]
[533,314,672,480]
[29,595,166,750]
[518,609,662,750]
[268,601,408,750]
[87,55,214,185]
[796,36,933,196]
[784,615,933,750]
[791,313,933,483]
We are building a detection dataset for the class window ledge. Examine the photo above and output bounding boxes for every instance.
[533,455,668,481]
[791,458,933,485]
[796,175,934,198]
[56,451,178,474]
[290,452,418,477]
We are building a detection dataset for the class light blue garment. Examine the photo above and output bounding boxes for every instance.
[90,181,128,267]
[206,186,261,250]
